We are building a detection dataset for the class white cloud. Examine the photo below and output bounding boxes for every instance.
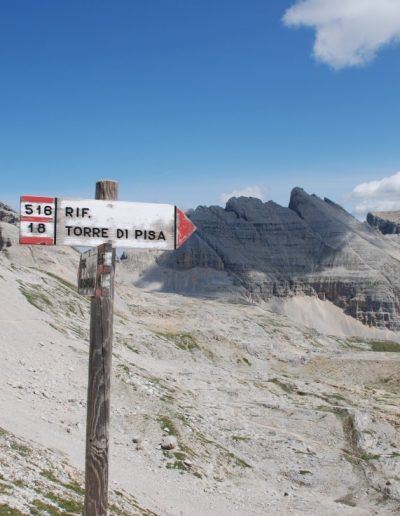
[283,0,400,69]
[219,186,264,205]
[348,171,400,218]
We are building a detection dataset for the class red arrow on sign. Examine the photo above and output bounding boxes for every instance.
[176,208,197,248]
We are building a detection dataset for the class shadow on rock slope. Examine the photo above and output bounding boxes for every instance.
[133,188,400,330]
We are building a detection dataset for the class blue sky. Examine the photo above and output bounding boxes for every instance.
[1,1,400,216]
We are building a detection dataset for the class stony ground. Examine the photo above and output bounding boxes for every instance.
[0,228,399,515]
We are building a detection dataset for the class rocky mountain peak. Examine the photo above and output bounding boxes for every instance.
[289,187,358,228]
[136,188,400,330]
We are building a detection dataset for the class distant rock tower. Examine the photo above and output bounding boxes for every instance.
[367,211,400,235]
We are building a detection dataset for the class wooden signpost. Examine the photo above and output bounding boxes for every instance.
[19,181,197,516]
[84,181,117,516]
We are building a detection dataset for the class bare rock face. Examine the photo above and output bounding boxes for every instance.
[144,188,400,330]
[367,211,400,235]
[0,202,18,225]
[288,189,400,328]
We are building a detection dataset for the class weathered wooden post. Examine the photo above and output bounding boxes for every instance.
[18,184,197,515]
[84,180,118,515]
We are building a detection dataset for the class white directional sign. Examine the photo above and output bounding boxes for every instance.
[20,196,196,249]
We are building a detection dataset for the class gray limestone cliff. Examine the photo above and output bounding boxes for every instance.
[367,211,400,235]
[0,203,17,250]
[136,188,400,330]
[0,202,18,225]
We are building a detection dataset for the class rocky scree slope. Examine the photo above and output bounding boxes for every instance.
[142,188,400,330]
[1,209,400,514]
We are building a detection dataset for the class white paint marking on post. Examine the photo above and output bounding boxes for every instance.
[103,251,112,267]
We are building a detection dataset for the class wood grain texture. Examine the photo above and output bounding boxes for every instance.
[84,180,118,515]
[95,180,119,201]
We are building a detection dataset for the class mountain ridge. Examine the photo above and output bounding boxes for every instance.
[3,190,400,329]
[138,188,400,330]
